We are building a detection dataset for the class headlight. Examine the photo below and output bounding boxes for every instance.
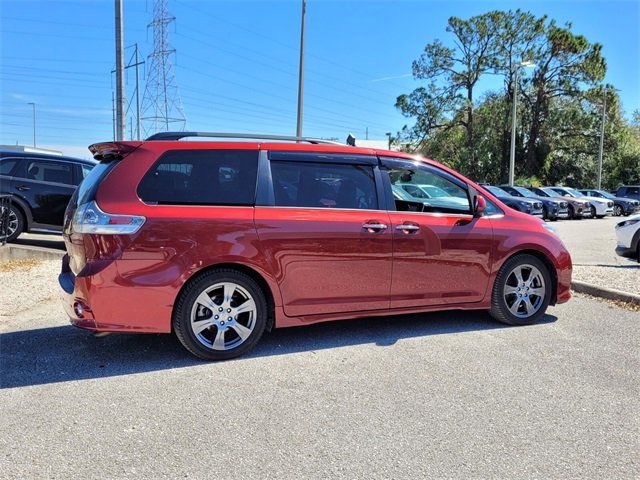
[519,201,530,208]
[616,219,640,229]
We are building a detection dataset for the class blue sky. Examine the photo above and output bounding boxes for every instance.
[1,0,638,159]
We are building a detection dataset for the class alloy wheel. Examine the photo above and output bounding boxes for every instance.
[0,208,18,240]
[190,282,257,351]
[614,205,623,216]
[503,264,546,319]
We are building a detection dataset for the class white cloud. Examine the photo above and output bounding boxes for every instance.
[370,73,412,83]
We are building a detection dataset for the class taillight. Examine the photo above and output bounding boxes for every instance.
[72,201,145,235]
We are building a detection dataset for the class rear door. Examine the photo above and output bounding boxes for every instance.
[255,151,392,317]
[381,156,493,308]
[12,158,76,226]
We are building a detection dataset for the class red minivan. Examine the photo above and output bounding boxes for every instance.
[59,132,572,360]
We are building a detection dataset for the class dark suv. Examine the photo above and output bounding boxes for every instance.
[615,186,640,201]
[0,149,96,242]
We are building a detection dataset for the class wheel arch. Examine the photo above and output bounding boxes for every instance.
[175,261,278,332]
[7,195,32,229]
[497,249,559,305]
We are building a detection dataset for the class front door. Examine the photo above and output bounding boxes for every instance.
[255,152,392,317]
[381,157,493,308]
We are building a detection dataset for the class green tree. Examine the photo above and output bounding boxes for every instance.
[396,12,502,177]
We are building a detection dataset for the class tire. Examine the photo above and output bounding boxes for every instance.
[173,269,268,360]
[489,254,552,326]
[614,205,623,216]
[590,205,597,218]
[568,205,578,220]
[542,206,549,220]
[0,204,24,243]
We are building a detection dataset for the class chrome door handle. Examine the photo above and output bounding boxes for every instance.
[16,185,30,191]
[362,223,388,232]
[395,224,420,233]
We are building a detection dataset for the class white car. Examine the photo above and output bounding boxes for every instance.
[550,187,614,218]
[615,214,640,261]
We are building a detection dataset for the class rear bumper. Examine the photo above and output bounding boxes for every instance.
[58,253,172,333]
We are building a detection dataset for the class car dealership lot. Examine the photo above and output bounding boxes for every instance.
[1,269,639,479]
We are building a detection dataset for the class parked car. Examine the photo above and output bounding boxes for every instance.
[481,185,544,218]
[59,132,572,360]
[0,149,96,242]
[615,185,640,202]
[498,185,570,221]
[549,186,613,218]
[393,183,471,212]
[528,187,592,219]
[580,189,640,216]
[614,214,640,262]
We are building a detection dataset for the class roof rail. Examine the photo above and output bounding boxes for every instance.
[144,131,345,145]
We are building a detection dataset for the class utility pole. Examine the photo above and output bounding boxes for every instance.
[111,91,116,140]
[597,87,607,190]
[115,0,126,140]
[508,60,535,186]
[27,102,36,147]
[295,0,306,137]
[508,67,519,187]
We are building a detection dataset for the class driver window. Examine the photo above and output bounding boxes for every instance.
[382,158,472,214]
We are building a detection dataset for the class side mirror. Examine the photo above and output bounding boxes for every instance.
[474,195,487,217]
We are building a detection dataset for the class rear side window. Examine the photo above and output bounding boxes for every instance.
[138,150,258,205]
[22,160,74,185]
[271,161,378,210]
[0,159,18,175]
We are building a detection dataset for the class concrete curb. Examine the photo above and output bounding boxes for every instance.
[571,280,640,306]
[0,244,64,262]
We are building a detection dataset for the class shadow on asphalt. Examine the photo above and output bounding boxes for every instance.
[1,310,557,389]
[14,236,65,251]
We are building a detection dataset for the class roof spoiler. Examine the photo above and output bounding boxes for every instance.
[88,141,142,161]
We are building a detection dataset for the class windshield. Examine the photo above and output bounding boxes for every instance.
[540,187,557,197]
[484,186,504,196]
[596,190,615,199]
[564,187,584,197]
[418,185,449,198]
[513,186,536,198]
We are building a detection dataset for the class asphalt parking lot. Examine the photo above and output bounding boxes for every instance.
[1,255,639,479]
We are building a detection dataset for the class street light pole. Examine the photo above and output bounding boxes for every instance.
[508,61,535,186]
[27,102,36,147]
[597,87,607,190]
[509,67,519,186]
[295,0,306,137]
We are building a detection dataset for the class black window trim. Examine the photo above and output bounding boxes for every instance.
[137,148,260,207]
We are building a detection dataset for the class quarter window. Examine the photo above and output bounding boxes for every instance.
[383,158,471,214]
[270,161,378,210]
[23,160,73,185]
[138,150,258,205]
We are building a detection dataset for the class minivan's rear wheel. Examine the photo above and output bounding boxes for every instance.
[0,205,24,243]
[489,254,552,326]
[173,269,267,360]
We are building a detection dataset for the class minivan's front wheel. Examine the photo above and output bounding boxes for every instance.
[173,269,267,360]
[489,254,552,326]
